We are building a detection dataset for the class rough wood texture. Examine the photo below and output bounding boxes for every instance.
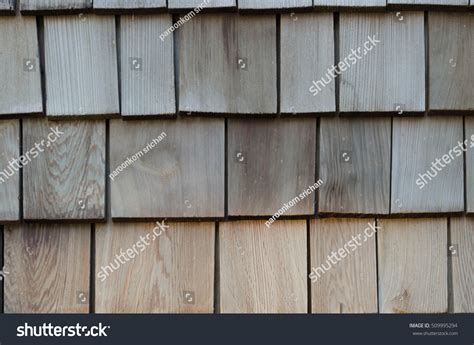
[378,219,447,313]
[0,0,14,13]
[450,218,474,312]
[280,13,335,114]
[110,119,224,218]
[310,219,378,313]
[340,13,425,113]
[319,117,390,215]
[168,0,236,8]
[314,0,385,7]
[21,0,91,11]
[0,16,42,115]
[23,119,106,220]
[95,222,214,313]
[4,224,90,313]
[44,15,119,117]
[178,14,277,114]
[120,15,175,116]
[220,220,307,313]
[239,0,312,9]
[0,120,19,221]
[429,13,473,112]
[467,118,474,213]
[388,0,468,5]
[391,117,464,214]
[228,118,316,216]
[94,0,166,9]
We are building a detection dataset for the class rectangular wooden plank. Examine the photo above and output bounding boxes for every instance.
[120,15,175,116]
[21,0,91,12]
[0,16,42,115]
[168,0,236,9]
[280,13,335,114]
[310,219,378,313]
[95,222,214,313]
[388,0,468,6]
[220,220,307,313]
[44,15,119,117]
[467,118,474,213]
[94,0,166,9]
[110,118,224,218]
[178,14,277,114]
[239,0,312,9]
[429,13,473,112]
[23,119,106,220]
[228,118,316,216]
[0,120,19,221]
[450,218,474,312]
[314,0,385,7]
[391,117,464,214]
[319,117,390,215]
[0,0,14,12]
[378,219,447,313]
[4,223,90,313]
[340,13,425,113]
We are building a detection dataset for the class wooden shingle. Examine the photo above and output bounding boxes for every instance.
[178,14,277,114]
[21,0,92,12]
[314,0,385,7]
[94,0,166,10]
[0,16,42,115]
[467,118,474,213]
[239,0,312,10]
[0,120,19,221]
[44,15,119,117]
[391,117,464,214]
[339,13,425,113]
[280,13,335,114]
[319,117,390,215]
[388,0,468,6]
[23,119,106,220]
[168,0,236,9]
[0,0,14,12]
[110,119,224,218]
[228,118,316,216]
[120,15,175,116]
[378,219,447,313]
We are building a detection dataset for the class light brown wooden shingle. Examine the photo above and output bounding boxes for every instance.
[168,0,235,9]
[388,0,468,6]
[4,223,90,313]
[314,0,385,7]
[21,0,92,12]
[0,120,19,221]
[220,220,307,313]
[467,118,474,213]
[23,119,106,220]
[94,0,166,9]
[378,219,447,313]
[95,222,214,313]
[239,0,312,9]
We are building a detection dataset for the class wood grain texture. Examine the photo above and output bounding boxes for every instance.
[314,0,385,7]
[280,13,335,114]
[120,15,175,116]
[110,119,224,218]
[467,118,474,213]
[178,14,277,114]
[310,219,378,313]
[429,13,474,111]
[388,0,468,5]
[239,0,312,9]
[391,117,464,214]
[319,117,390,215]
[0,0,14,12]
[94,0,166,9]
[228,118,316,216]
[168,0,236,8]
[339,13,425,113]
[0,16,42,115]
[4,223,90,313]
[450,218,474,312]
[23,119,105,220]
[21,0,91,11]
[44,15,119,117]
[220,220,307,313]
[0,120,19,221]
[95,222,214,313]
[378,219,448,313]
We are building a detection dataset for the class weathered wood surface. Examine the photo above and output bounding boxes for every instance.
[168,0,235,8]
[429,13,474,112]
[178,14,277,114]
[44,15,119,117]
[310,219,378,313]
[0,16,42,115]
[110,119,224,218]
[391,117,464,214]
[314,0,386,7]
[467,118,474,213]
[220,220,307,313]
[378,219,447,313]
[388,0,468,6]
[280,13,335,114]
[450,218,474,312]
[319,117,390,215]
[228,118,316,216]
[95,222,214,313]
[239,0,312,9]
[21,0,92,11]
[94,0,166,9]
[4,224,90,313]
[120,15,175,116]
[339,13,425,113]
[23,119,106,220]
[0,120,19,221]
[0,0,14,13]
